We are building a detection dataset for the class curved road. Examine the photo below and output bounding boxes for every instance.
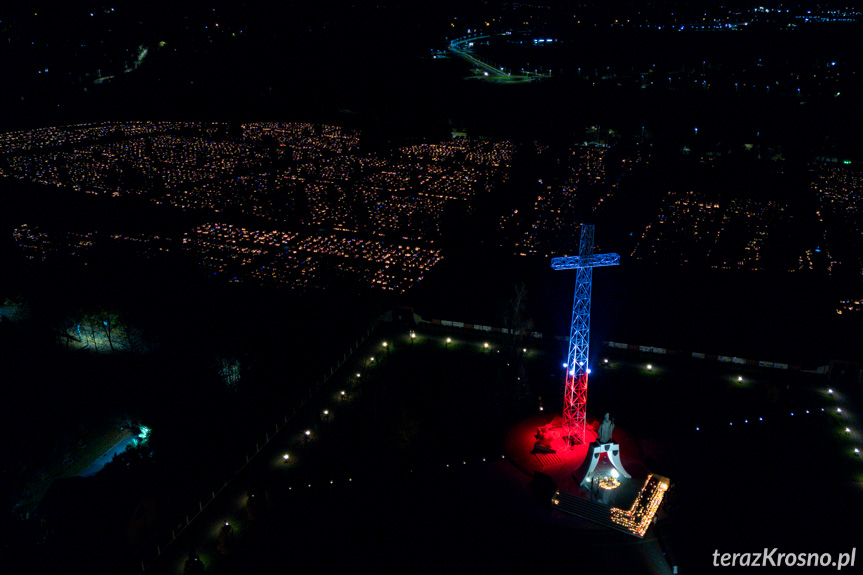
[448,34,552,84]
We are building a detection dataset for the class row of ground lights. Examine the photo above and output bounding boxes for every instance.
[827,387,861,458]
[213,335,539,560]
[689,387,861,459]
[195,345,374,570]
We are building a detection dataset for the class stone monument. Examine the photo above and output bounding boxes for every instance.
[598,413,615,443]
[578,413,631,491]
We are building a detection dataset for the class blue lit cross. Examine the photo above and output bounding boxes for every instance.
[551,224,619,446]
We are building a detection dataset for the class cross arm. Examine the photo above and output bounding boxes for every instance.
[551,253,620,270]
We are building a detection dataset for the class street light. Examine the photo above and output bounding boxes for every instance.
[647,364,653,370]
[446,337,452,348]
[283,453,290,461]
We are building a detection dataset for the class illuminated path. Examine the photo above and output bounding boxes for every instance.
[448,34,551,84]
[148,332,673,574]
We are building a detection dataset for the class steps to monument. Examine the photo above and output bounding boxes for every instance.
[551,490,639,537]
[532,452,562,467]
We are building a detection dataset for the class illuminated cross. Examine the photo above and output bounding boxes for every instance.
[551,224,619,446]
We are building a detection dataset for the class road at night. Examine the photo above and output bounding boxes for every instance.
[448,35,548,83]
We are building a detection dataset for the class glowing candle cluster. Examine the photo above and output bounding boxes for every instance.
[610,474,670,537]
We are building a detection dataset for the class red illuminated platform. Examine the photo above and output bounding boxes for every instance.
[504,412,649,497]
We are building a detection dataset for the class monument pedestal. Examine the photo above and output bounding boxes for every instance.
[578,442,631,490]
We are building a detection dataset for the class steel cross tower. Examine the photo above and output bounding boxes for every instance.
[551,224,619,446]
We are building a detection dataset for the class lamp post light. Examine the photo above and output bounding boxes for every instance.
[483,342,489,353]
[446,337,452,348]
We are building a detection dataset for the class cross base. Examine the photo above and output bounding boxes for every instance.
[578,442,631,490]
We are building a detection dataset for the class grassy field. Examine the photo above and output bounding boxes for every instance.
[167,324,863,574]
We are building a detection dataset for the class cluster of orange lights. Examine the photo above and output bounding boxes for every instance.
[610,474,669,537]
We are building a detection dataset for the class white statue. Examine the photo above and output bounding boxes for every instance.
[598,413,614,443]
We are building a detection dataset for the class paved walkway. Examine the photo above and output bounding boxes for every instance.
[78,434,136,478]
